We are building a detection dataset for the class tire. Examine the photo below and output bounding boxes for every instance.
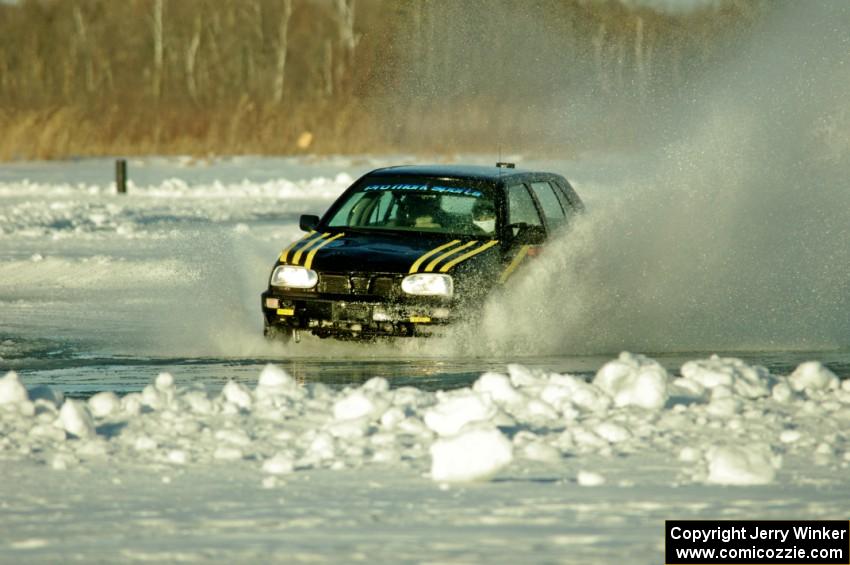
[263,323,294,344]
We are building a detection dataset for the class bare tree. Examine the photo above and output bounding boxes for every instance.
[73,4,95,95]
[332,0,358,94]
[634,15,647,100]
[272,0,293,104]
[152,0,164,101]
[186,12,202,103]
[592,22,608,93]
[323,39,334,97]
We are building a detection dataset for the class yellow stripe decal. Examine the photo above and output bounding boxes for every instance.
[409,240,461,274]
[499,244,530,283]
[424,240,478,272]
[292,232,329,266]
[303,232,344,269]
[280,231,316,263]
[439,240,499,272]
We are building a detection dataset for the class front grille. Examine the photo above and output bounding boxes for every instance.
[317,273,399,298]
[351,276,370,294]
[318,275,350,294]
[372,276,396,298]
[333,302,371,321]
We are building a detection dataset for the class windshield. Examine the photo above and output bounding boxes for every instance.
[326,179,497,236]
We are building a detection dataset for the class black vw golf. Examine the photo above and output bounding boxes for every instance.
[261,163,583,341]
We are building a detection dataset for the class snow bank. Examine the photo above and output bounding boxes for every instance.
[0,173,351,238]
[1,354,848,485]
[0,174,352,200]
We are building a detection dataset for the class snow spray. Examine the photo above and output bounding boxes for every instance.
[476,2,850,355]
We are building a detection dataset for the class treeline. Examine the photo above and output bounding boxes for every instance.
[0,0,765,160]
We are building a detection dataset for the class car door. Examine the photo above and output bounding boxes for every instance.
[499,183,546,283]
[504,182,546,240]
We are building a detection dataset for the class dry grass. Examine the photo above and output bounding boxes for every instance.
[0,100,604,161]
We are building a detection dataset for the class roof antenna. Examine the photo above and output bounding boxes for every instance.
[496,144,515,172]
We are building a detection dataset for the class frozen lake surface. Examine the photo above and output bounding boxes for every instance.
[2,156,850,563]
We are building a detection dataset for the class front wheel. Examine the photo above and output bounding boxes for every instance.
[264,323,294,344]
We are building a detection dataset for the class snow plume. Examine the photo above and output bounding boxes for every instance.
[131,228,278,357]
[388,1,760,154]
[479,2,850,355]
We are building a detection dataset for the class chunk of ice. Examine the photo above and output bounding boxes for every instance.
[789,362,839,393]
[424,391,497,436]
[0,371,28,405]
[59,399,95,438]
[88,391,120,418]
[593,352,669,410]
[430,427,513,482]
[705,444,779,485]
[577,470,606,486]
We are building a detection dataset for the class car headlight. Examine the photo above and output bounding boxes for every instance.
[401,273,453,297]
[270,265,318,289]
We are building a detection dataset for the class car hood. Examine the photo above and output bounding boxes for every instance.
[278,230,500,274]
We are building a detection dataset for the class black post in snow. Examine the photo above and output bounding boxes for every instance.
[116,159,128,195]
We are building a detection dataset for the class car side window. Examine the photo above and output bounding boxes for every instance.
[550,185,573,215]
[529,181,566,228]
[329,192,368,227]
[329,191,393,227]
[506,184,543,229]
[553,180,584,214]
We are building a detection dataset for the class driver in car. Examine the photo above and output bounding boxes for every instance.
[471,199,496,234]
[396,194,445,229]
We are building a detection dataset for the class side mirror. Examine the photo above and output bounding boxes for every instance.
[508,222,546,245]
[299,214,320,232]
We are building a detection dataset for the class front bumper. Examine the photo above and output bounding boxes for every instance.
[261,290,453,338]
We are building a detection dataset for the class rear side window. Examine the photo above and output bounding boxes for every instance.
[529,181,566,227]
[553,180,584,214]
[506,184,543,228]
